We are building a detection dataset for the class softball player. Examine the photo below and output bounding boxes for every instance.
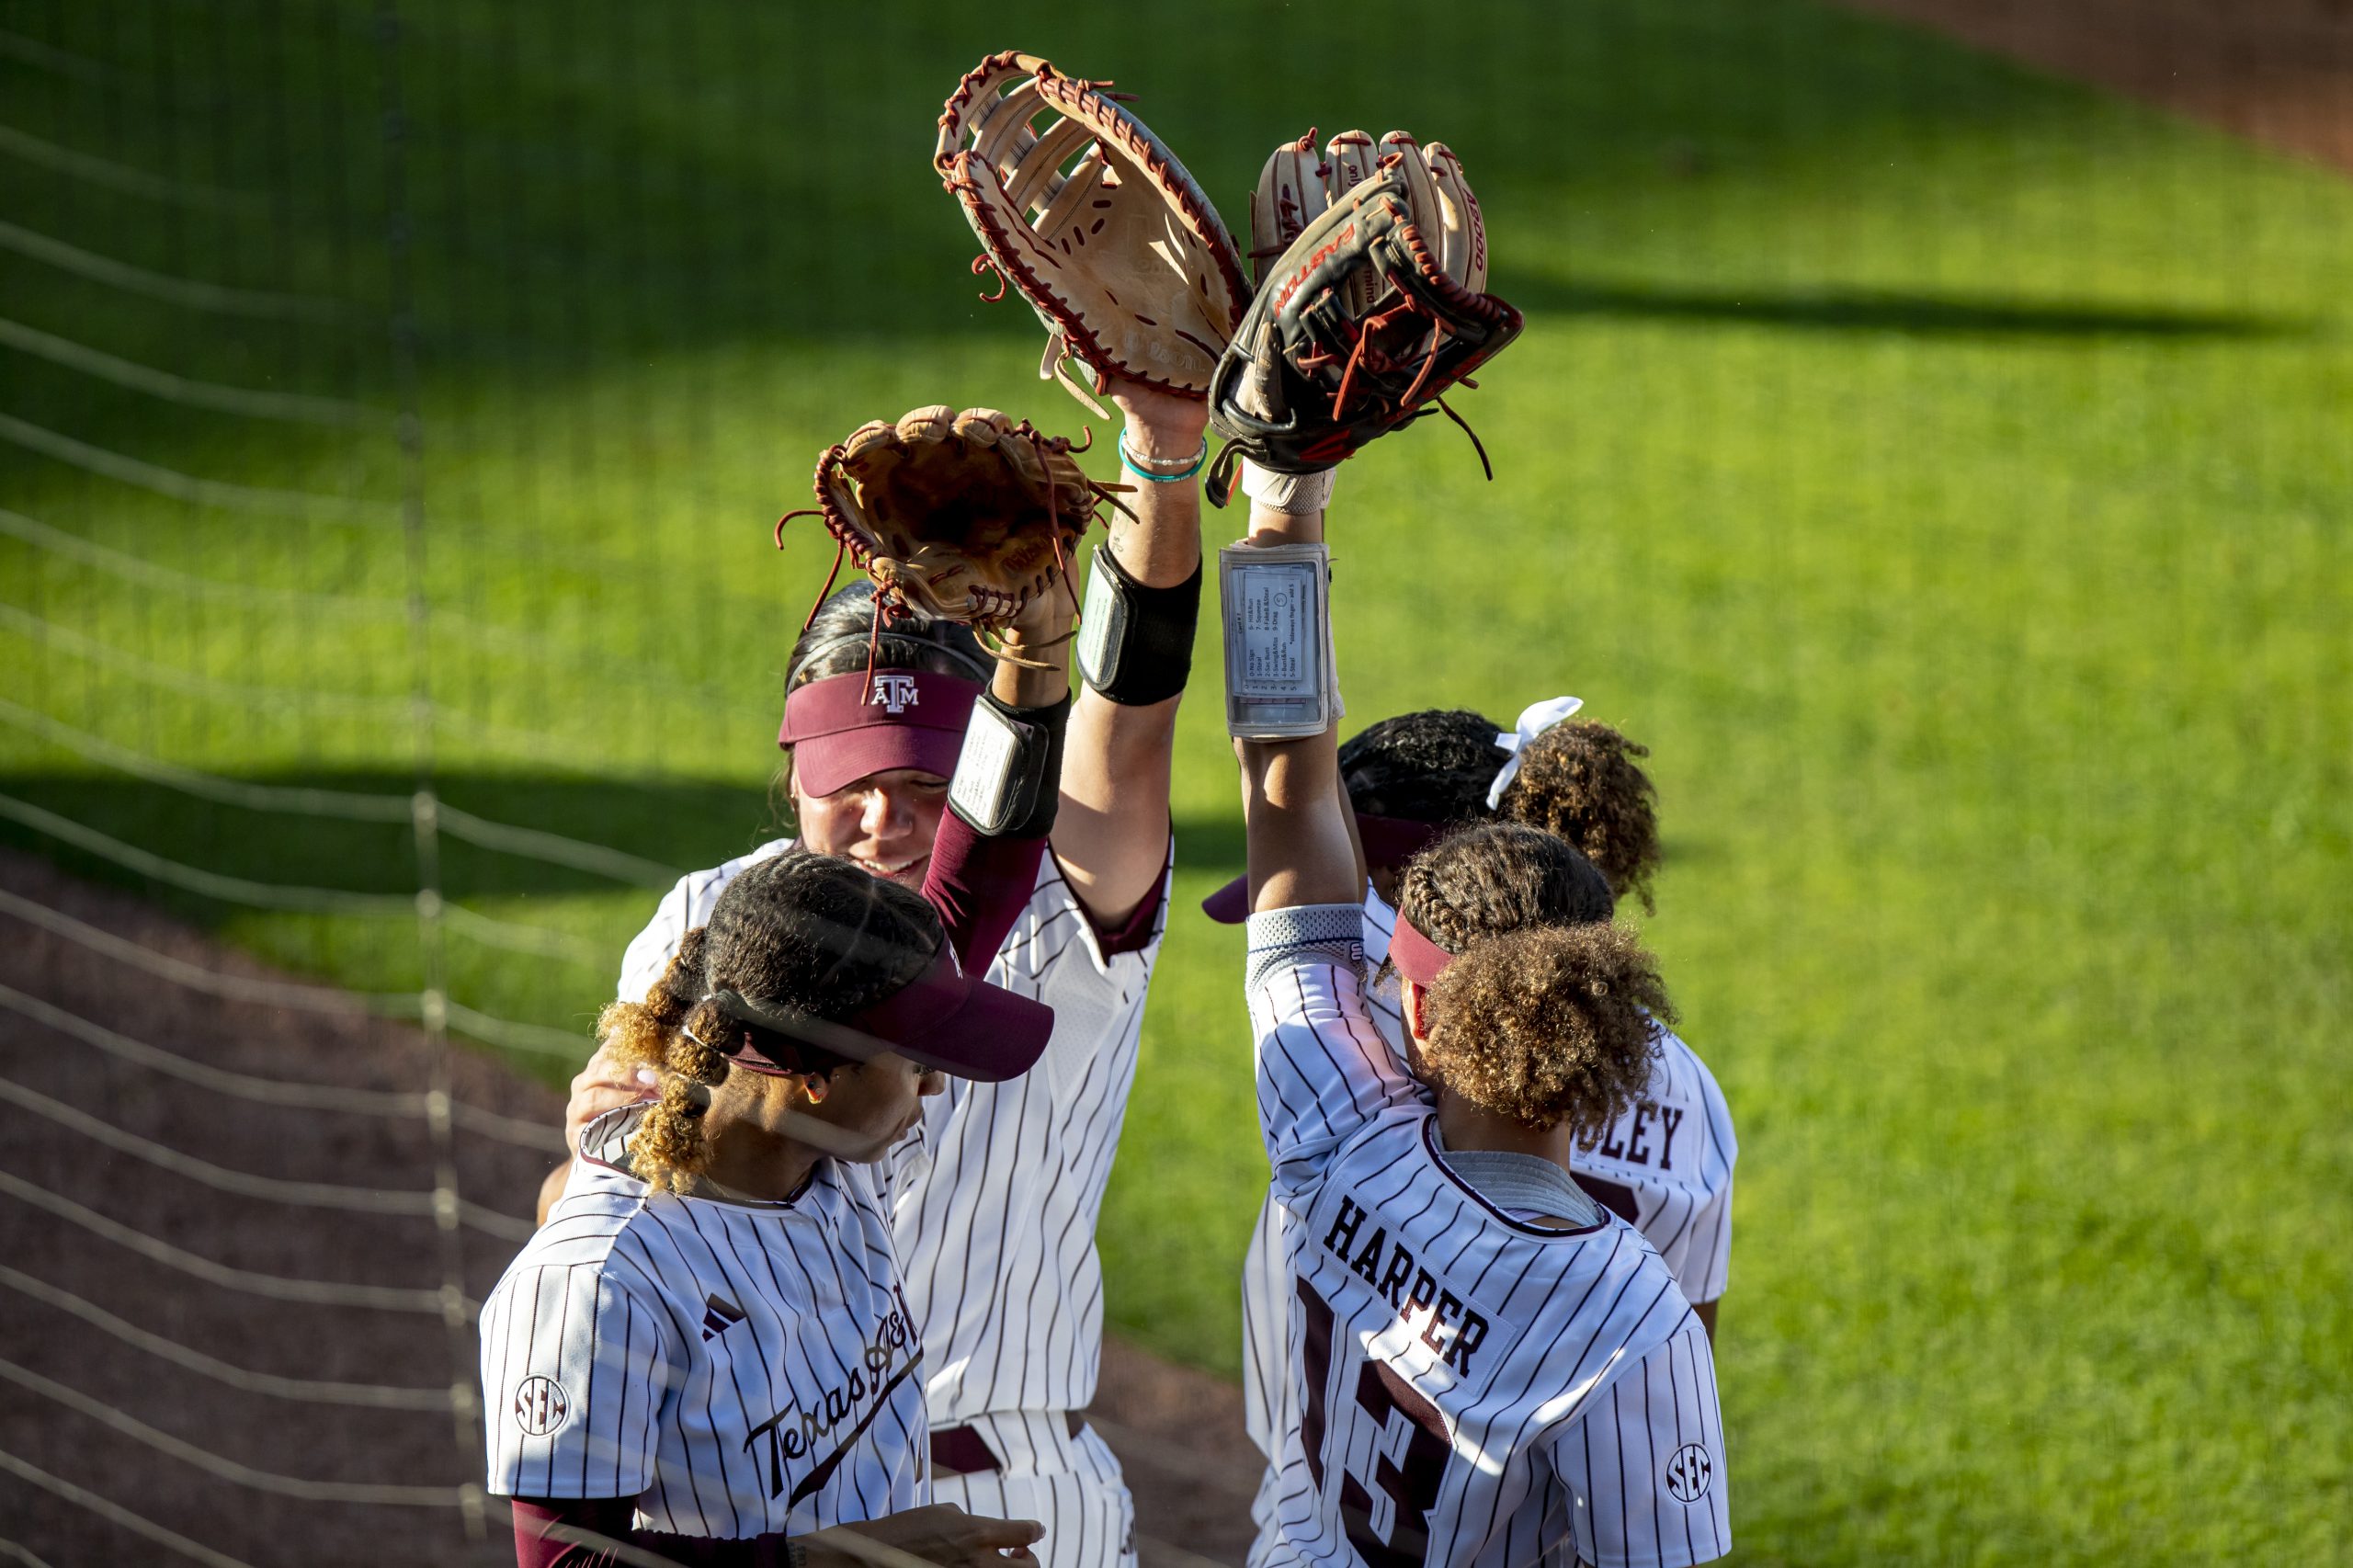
[484,850,1056,1565]
[564,379,1209,1568]
[1222,493,1730,1568]
[1222,702,1737,1511]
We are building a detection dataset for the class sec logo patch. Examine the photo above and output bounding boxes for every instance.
[1664,1442,1712,1504]
[514,1375,570,1437]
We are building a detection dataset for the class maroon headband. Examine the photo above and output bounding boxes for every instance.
[1385,915,1457,988]
[779,670,983,799]
[1199,813,1449,925]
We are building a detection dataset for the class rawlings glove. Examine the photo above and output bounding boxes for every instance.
[779,406,1128,634]
[1205,130,1521,507]
[937,51,1251,414]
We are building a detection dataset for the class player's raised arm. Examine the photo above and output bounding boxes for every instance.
[1046,376,1207,931]
[1226,469,1416,1207]
[918,574,1075,969]
[1231,486,1358,915]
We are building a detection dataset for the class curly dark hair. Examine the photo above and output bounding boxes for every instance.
[770,582,989,826]
[1337,709,1508,826]
[596,850,944,1192]
[1421,922,1671,1138]
[1394,822,1615,954]
[1496,720,1661,914]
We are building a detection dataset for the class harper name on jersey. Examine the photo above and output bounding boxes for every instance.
[480,1108,926,1533]
[1313,1193,1490,1374]
[1246,904,1731,1568]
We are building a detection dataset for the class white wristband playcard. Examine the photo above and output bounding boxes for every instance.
[1219,541,1332,739]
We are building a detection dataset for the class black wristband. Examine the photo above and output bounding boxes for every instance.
[947,692,1070,838]
[1076,546,1201,707]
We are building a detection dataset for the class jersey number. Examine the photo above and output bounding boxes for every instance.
[1296,1278,1451,1568]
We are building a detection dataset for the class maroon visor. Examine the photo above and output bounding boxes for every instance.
[1199,813,1449,924]
[710,937,1051,1085]
[779,670,983,799]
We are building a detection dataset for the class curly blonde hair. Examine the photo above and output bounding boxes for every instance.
[1496,720,1661,913]
[1419,922,1671,1139]
[595,929,737,1196]
[595,850,944,1195]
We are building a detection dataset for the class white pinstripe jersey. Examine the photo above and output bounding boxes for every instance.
[1247,904,1730,1568]
[481,1108,926,1531]
[1245,889,1739,1464]
[618,838,1167,1426]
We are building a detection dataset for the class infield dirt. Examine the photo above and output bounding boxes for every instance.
[1844,0,2353,173]
[0,849,1257,1567]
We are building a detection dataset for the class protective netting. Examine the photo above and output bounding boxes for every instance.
[3,2,2347,1564]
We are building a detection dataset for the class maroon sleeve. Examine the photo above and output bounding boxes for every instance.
[506,1497,790,1568]
[920,805,1047,971]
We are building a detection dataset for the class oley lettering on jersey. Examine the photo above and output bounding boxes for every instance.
[1594,1101,1684,1172]
[743,1288,920,1503]
[1322,1196,1489,1375]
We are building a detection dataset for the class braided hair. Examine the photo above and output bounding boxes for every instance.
[1338,709,1508,826]
[1394,822,1614,953]
[594,849,945,1193]
[1394,823,1668,1138]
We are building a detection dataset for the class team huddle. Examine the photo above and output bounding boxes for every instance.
[479,51,1734,1568]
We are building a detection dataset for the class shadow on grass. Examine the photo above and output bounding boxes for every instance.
[1505,276,2306,339]
[2,776,1253,914]
[0,770,774,912]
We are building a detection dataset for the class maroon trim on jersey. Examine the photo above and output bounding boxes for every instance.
[1421,1118,1609,1239]
[1067,836,1173,958]
[778,670,983,798]
[505,1495,792,1566]
[1088,870,1166,957]
[1200,814,1443,923]
[1384,914,1456,987]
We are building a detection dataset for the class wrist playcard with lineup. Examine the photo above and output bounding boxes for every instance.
[1220,540,1333,739]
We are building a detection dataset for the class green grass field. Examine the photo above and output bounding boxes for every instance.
[4,0,2348,1559]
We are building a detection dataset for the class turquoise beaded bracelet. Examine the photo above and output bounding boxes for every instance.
[1119,436,1209,483]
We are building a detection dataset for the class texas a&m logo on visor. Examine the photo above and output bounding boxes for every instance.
[868,674,920,714]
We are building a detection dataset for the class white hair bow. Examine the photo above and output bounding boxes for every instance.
[1486,695,1585,810]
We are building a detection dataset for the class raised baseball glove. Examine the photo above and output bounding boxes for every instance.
[1204,130,1521,506]
[778,406,1127,634]
[936,51,1251,414]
